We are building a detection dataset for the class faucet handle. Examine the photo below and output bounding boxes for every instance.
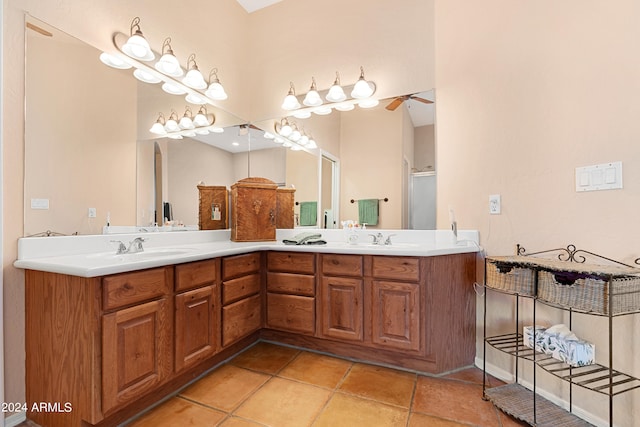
[110,240,127,254]
[384,234,396,245]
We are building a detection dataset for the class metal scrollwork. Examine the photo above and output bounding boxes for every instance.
[516,243,637,268]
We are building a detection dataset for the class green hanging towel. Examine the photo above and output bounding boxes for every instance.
[299,201,317,226]
[358,199,379,226]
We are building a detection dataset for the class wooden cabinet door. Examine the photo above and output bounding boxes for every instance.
[102,298,172,414]
[175,286,218,372]
[320,276,364,342]
[222,294,262,346]
[371,280,421,352]
[266,293,315,334]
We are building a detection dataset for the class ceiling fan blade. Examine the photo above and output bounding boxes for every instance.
[411,96,434,105]
[385,98,405,111]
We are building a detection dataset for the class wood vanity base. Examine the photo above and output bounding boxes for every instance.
[25,250,476,427]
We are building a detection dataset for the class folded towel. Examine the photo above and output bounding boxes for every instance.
[358,199,379,226]
[299,201,317,226]
[524,324,595,367]
[283,232,326,245]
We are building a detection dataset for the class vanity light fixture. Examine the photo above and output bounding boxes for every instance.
[133,68,162,84]
[273,118,318,152]
[99,52,132,69]
[351,66,375,99]
[164,111,181,132]
[162,82,187,95]
[263,131,275,139]
[289,124,302,142]
[302,77,323,107]
[326,72,347,102]
[193,106,211,127]
[154,37,183,77]
[277,117,293,137]
[281,66,376,117]
[122,17,155,61]
[182,54,207,89]
[178,106,195,129]
[149,113,167,135]
[281,82,301,110]
[205,69,228,101]
[185,92,207,105]
[358,98,380,108]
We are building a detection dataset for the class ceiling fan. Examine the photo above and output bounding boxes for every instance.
[385,94,433,111]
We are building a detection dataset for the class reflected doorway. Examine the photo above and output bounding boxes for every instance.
[320,152,339,228]
[154,142,163,226]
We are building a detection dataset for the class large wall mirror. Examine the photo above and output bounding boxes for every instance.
[24,16,435,236]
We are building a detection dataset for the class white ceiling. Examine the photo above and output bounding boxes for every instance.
[235,0,283,13]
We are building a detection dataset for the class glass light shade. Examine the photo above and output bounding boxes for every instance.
[314,106,332,115]
[351,78,374,99]
[205,82,228,100]
[194,128,210,135]
[293,110,311,119]
[335,103,355,112]
[299,134,309,145]
[358,98,380,108]
[274,137,284,144]
[183,130,197,137]
[281,94,301,110]
[282,141,293,148]
[179,116,194,130]
[289,129,301,141]
[307,139,317,149]
[161,82,187,95]
[149,122,166,135]
[99,52,132,69]
[185,93,207,104]
[263,132,275,139]
[155,53,184,77]
[279,124,293,137]
[210,127,224,133]
[167,134,183,139]
[182,69,207,89]
[193,113,210,127]
[326,84,347,102]
[303,90,323,107]
[133,69,161,84]
[122,34,154,61]
[165,119,180,132]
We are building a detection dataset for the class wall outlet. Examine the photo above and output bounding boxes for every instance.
[489,195,501,214]
[88,207,97,218]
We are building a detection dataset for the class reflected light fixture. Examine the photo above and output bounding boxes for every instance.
[99,52,132,69]
[358,98,380,108]
[302,77,322,107]
[293,110,312,119]
[133,68,162,84]
[154,37,183,77]
[164,111,180,132]
[289,124,301,142]
[281,82,301,110]
[277,118,293,136]
[205,69,228,100]
[335,103,355,112]
[162,82,187,95]
[351,66,374,99]
[149,113,167,135]
[326,72,346,102]
[314,106,332,115]
[185,92,207,105]
[122,17,155,61]
[182,54,207,89]
[178,106,195,129]
[193,106,211,127]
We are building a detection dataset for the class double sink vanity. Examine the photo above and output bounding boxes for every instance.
[15,229,480,427]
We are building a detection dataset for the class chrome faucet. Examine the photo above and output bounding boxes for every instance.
[127,237,146,254]
[110,240,128,254]
[369,232,396,245]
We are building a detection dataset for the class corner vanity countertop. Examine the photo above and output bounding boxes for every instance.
[14,229,481,278]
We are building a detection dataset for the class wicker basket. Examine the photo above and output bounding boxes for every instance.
[486,258,536,296]
[537,270,640,315]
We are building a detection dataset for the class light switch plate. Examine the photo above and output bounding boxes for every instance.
[575,161,623,192]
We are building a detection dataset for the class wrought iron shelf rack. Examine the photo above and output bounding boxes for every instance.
[482,244,640,427]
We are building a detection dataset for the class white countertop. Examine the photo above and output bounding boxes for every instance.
[14,229,481,278]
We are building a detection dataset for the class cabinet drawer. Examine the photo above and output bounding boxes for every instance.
[222,252,261,280]
[222,294,261,346]
[267,252,315,274]
[103,268,170,311]
[175,259,219,292]
[267,293,315,334]
[372,256,420,282]
[222,274,261,305]
[267,272,315,296]
[322,254,363,277]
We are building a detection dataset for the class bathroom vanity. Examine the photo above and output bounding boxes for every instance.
[17,230,479,427]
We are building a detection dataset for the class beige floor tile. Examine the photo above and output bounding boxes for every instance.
[314,393,409,427]
[412,376,500,427]
[278,351,353,389]
[230,342,300,374]
[180,365,270,412]
[408,412,469,426]
[218,416,266,427]
[126,397,226,426]
[234,377,331,427]
[338,363,416,408]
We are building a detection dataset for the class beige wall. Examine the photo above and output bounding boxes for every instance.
[414,125,435,172]
[435,1,640,424]
[286,149,319,225]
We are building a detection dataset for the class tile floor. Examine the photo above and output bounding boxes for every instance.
[119,342,529,427]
